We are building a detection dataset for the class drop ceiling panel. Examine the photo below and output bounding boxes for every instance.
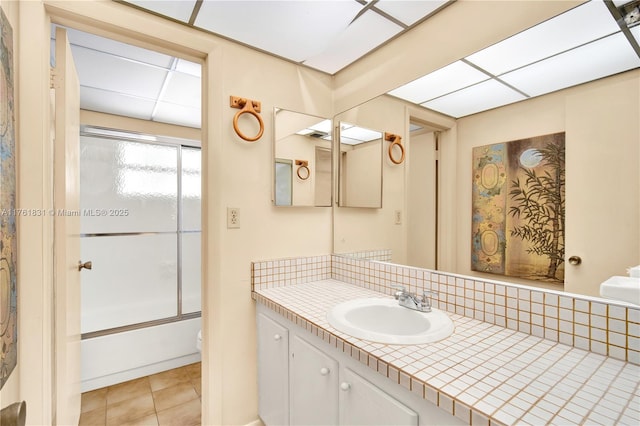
[421,79,526,118]
[159,72,201,108]
[632,24,640,45]
[374,0,448,26]
[125,0,197,23]
[465,0,620,76]
[153,102,201,129]
[80,86,156,120]
[72,45,168,99]
[340,125,382,142]
[388,60,489,103]
[302,10,403,74]
[500,32,640,97]
[194,0,362,62]
[175,58,202,77]
[65,27,174,68]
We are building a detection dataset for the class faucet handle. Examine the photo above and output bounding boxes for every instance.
[422,290,439,308]
[391,284,407,299]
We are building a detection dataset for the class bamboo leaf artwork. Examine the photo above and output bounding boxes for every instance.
[471,133,565,283]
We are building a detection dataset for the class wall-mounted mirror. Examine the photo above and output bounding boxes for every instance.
[273,108,332,207]
[337,122,383,208]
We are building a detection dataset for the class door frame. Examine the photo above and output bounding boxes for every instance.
[19,1,219,424]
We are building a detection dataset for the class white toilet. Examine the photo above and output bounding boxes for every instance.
[197,330,202,352]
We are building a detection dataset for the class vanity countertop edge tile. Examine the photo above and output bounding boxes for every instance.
[253,279,640,426]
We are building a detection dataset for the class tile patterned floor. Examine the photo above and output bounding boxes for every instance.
[79,362,201,426]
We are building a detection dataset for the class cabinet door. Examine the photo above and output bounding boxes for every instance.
[339,368,418,426]
[290,336,339,425]
[257,313,289,426]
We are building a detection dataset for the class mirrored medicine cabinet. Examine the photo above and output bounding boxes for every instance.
[273,108,332,207]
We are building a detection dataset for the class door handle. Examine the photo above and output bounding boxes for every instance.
[78,260,92,271]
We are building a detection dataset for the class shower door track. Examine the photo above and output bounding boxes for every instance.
[81,311,201,340]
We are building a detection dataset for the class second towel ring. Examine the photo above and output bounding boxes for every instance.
[385,132,405,164]
[230,96,264,142]
[295,160,310,180]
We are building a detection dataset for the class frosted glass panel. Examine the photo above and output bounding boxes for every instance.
[81,234,178,333]
[80,136,178,233]
[182,147,201,231]
[182,232,201,314]
[275,160,292,206]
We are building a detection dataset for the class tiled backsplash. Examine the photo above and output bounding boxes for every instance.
[251,253,640,365]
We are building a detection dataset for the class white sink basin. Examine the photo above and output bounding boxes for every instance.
[600,276,640,306]
[327,298,454,345]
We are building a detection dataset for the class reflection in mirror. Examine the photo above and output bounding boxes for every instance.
[338,122,383,208]
[273,108,332,207]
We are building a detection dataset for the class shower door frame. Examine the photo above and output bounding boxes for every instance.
[78,126,202,340]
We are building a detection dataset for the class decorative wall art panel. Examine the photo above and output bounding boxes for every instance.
[472,133,565,283]
[0,6,17,390]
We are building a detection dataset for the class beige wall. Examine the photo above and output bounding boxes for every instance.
[0,0,20,409]
[12,0,333,424]
[455,70,640,296]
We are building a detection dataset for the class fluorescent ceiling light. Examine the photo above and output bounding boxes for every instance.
[374,0,448,26]
[309,119,333,135]
[195,1,361,63]
[340,136,369,146]
[175,59,201,78]
[465,0,620,75]
[125,0,197,23]
[302,10,402,74]
[632,24,640,45]
[421,79,526,118]
[341,125,381,142]
[388,60,488,103]
[500,32,640,97]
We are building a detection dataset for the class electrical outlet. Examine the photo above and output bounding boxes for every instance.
[227,207,240,228]
[394,210,402,225]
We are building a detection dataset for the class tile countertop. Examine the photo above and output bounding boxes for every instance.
[253,279,640,426]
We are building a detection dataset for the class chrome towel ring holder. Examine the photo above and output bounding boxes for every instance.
[230,96,264,142]
[385,132,405,164]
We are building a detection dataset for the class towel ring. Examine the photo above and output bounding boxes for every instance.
[295,160,310,180]
[385,133,405,164]
[230,96,264,142]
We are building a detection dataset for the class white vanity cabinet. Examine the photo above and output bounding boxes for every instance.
[339,367,418,425]
[290,336,339,425]
[257,313,290,426]
[256,304,466,426]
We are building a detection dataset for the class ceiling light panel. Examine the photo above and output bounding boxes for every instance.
[64,27,174,68]
[302,9,403,74]
[175,59,202,78]
[341,125,382,142]
[500,32,640,98]
[421,79,526,118]
[194,0,362,63]
[309,119,333,135]
[153,102,201,129]
[465,0,620,76]
[71,46,169,100]
[124,0,197,23]
[339,136,368,146]
[80,86,156,120]
[388,60,489,103]
[632,24,640,45]
[374,0,448,26]
[158,72,201,108]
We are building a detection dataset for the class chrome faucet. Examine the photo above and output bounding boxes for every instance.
[391,285,438,313]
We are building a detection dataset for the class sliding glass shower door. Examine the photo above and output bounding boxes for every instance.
[79,128,201,337]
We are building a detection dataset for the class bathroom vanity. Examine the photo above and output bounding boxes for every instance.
[257,302,464,426]
[252,255,640,426]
